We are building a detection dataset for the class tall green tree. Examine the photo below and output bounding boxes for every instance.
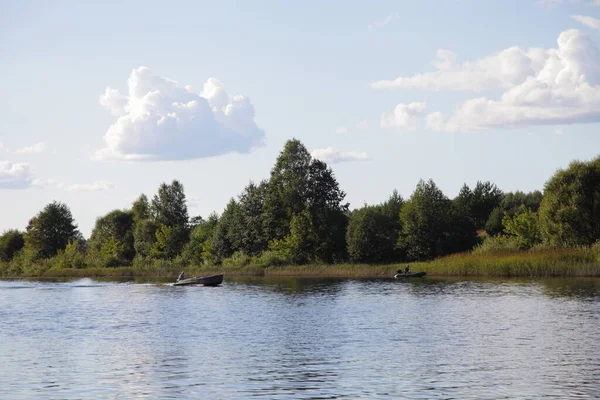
[151,180,189,227]
[150,180,190,258]
[238,181,268,255]
[211,199,243,261]
[132,194,151,223]
[25,201,80,259]
[133,219,157,258]
[262,139,312,242]
[399,179,458,261]
[87,209,135,266]
[306,159,349,263]
[0,229,25,262]
[539,156,600,246]
[471,181,503,229]
[454,181,502,230]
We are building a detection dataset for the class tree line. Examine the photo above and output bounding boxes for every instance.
[1,139,599,271]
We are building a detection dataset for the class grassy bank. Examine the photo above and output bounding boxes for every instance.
[412,247,600,277]
[2,247,599,279]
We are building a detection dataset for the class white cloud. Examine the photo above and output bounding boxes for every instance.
[65,180,116,192]
[369,12,398,30]
[310,147,370,164]
[372,47,548,92]
[572,14,600,29]
[593,0,600,6]
[426,112,445,131]
[381,30,600,131]
[335,126,348,134]
[380,102,427,130]
[356,120,369,129]
[0,161,35,189]
[95,66,265,161]
[15,142,45,154]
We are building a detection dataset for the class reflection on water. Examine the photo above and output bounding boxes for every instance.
[0,277,599,399]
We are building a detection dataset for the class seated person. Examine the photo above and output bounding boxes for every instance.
[177,271,185,281]
[404,265,410,274]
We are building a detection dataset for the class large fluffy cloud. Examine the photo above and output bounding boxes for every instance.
[376,30,600,131]
[96,67,265,161]
[0,161,35,189]
[310,147,369,164]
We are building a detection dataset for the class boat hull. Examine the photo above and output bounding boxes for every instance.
[394,271,426,279]
[173,274,224,286]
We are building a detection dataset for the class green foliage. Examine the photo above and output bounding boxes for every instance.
[151,180,189,227]
[472,235,521,255]
[471,181,503,228]
[0,229,25,262]
[211,199,243,261]
[132,194,150,223]
[25,201,80,259]
[87,209,135,265]
[151,224,188,259]
[265,237,293,265]
[454,181,503,230]
[539,156,600,246]
[181,214,218,266]
[305,159,349,263]
[484,190,543,236]
[502,205,542,249]
[287,209,316,264]
[346,191,404,263]
[484,207,504,236]
[98,237,127,267]
[55,240,86,268]
[262,138,312,241]
[238,181,268,255]
[133,219,157,258]
[399,179,476,261]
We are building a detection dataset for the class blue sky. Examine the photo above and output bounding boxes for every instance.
[2,0,600,237]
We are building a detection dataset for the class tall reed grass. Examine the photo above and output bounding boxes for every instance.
[2,245,599,279]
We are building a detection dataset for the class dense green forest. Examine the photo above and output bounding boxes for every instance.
[1,138,599,277]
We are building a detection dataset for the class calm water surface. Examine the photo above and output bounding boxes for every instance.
[1,276,600,399]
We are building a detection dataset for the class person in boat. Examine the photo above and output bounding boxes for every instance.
[404,264,410,274]
[177,271,185,282]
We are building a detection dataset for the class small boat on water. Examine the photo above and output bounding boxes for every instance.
[394,271,426,279]
[173,273,224,286]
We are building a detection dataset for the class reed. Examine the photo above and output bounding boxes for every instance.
[416,247,600,277]
[2,247,599,279]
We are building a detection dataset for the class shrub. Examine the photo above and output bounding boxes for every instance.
[472,235,521,255]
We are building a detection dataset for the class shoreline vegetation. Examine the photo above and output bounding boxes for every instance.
[1,140,600,281]
[4,247,599,280]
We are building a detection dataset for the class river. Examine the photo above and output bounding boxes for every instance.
[1,276,599,399]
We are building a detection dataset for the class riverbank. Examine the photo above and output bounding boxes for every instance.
[2,248,599,279]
